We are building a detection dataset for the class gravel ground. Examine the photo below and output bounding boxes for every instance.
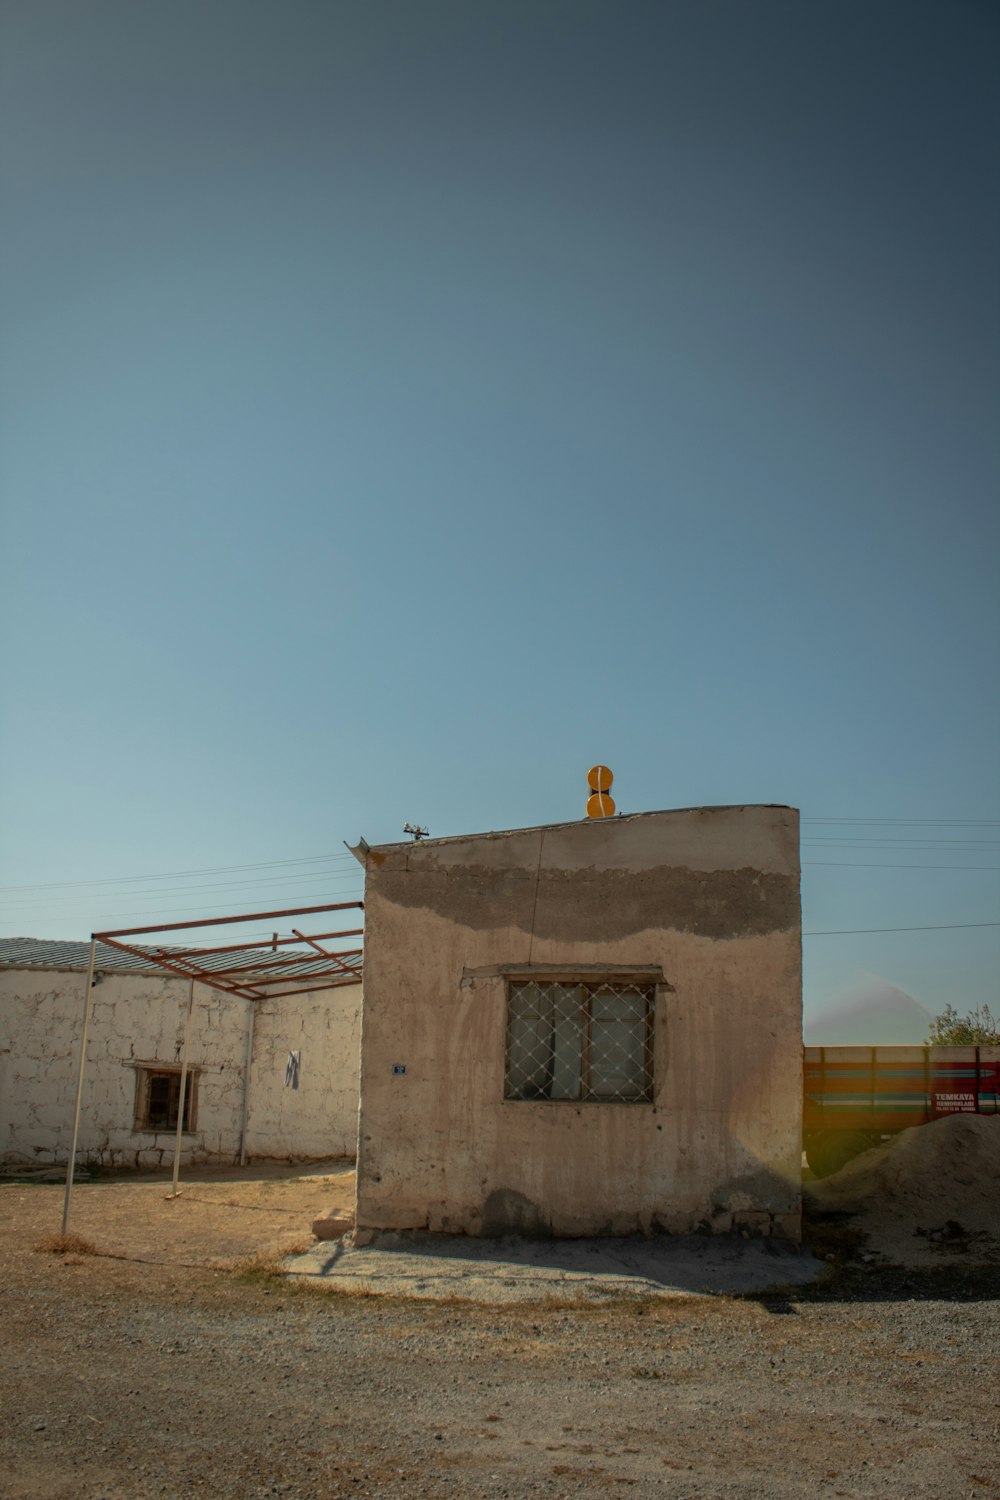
[2,1169,999,1500]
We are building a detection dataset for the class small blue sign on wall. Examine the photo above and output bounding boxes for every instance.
[392,1063,407,1076]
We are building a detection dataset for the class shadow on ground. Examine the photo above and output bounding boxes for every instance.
[288,1228,826,1302]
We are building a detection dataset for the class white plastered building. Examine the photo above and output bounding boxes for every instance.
[0,939,361,1170]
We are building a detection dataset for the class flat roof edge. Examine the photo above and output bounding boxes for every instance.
[363,804,798,855]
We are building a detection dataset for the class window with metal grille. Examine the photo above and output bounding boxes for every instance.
[505,980,654,1102]
[134,1067,197,1132]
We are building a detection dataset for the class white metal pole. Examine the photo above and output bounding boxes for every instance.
[61,938,98,1237]
[238,1000,256,1167]
[169,978,195,1199]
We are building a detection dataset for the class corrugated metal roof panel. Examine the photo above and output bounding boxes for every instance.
[0,936,362,988]
[0,937,166,974]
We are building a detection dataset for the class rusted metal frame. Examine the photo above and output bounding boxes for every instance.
[234,972,330,990]
[292,928,334,958]
[179,951,354,980]
[292,928,364,982]
[187,956,327,979]
[98,938,276,1002]
[258,977,362,999]
[96,946,359,1003]
[239,955,363,989]
[97,900,363,941]
[202,982,269,1002]
[155,949,363,986]
[226,966,361,991]
[95,934,267,999]
[92,937,361,994]
[203,967,362,997]
[292,933,362,979]
[95,934,244,989]
[161,928,364,961]
[192,963,333,986]
[261,985,361,1000]
[182,975,268,1001]
[199,967,331,990]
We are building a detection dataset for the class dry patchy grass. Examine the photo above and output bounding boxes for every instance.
[228,1240,315,1281]
[33,1232,102,1257]
[227,1244,385,1302]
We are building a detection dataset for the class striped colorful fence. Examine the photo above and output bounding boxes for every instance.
[804,1046,1000,1135]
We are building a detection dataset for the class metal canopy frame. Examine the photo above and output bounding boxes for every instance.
[61,900,364,1236]
[93,899,364,1000]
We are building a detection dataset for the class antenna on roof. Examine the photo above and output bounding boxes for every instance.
[586,765,615,819]
[403,822,429,841]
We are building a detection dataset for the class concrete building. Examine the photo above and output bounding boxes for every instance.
[0,939,361,1170]
[354,805,802,1240]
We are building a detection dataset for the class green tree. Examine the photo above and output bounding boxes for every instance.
[926,1003,1000,1045]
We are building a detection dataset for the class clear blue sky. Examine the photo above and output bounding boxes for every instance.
[1,1,997,1034]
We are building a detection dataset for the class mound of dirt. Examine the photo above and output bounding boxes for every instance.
[805,1114,1000,1265]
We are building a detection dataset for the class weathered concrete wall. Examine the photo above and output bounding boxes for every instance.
[0,966,361,1168]
[355,805,802,1240]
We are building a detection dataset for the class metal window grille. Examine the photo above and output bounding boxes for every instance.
[505,980,654,1102]
[136,1068,195,1132]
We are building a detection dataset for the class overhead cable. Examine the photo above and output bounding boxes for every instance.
[804,862,1000,871]
[0,850,356,894]
[804,921,1000,936]
[0,868,364,909]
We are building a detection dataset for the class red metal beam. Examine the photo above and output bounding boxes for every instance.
[93,900,364,1003]
[292,930,333,958]
[177,948,363,981]
[292,927,364,983]
[160,928,364,961]
[97,900,363,941]
[223,959,363,990]
[258,978,362,998]
[95,935,267,999]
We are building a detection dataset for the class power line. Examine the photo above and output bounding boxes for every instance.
[0,850,356,894]
[0,868,364,909]
[803,840,1000,852]
[4,819,998,895]
[6,859,994,911]
[804,922,1000,936]
[804,862,1000,871]
[83,888,364,924]
[803,818,1000,826]
[91,918,352,942]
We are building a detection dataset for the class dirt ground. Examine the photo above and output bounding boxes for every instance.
[2,1165,999,1500]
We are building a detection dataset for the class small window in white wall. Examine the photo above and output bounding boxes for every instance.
[134,1067,198,1133]
[505,980,654,1102]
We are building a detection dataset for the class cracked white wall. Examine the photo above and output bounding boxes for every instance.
[246,987,361,1160]
[0,967,361,1168]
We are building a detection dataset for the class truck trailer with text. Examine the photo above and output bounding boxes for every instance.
[803,1045,1000,1176]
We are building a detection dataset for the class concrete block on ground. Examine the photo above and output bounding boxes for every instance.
[311,1212,352,1241]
